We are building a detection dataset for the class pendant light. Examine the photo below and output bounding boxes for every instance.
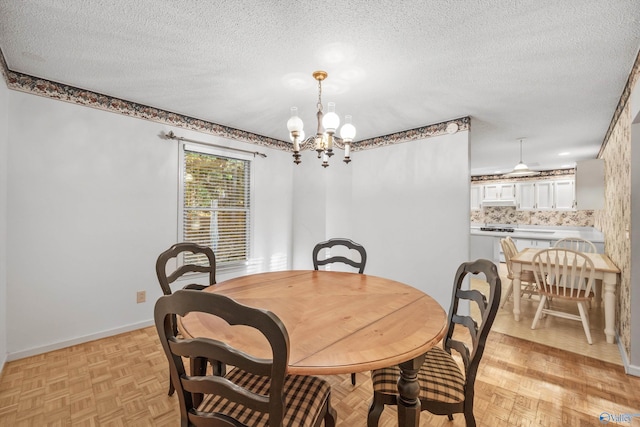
[503,138,540,177]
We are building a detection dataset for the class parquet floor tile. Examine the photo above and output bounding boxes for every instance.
[0,310,639,426]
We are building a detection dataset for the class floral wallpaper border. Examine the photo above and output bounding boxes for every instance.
[0,49,469,153]
[472,168,574,182]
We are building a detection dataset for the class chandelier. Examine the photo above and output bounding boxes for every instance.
[286,70,356,167]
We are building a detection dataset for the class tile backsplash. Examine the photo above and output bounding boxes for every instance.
[471,206,595,227]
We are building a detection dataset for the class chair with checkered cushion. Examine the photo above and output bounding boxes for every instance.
[156,242,217,297]
[313,237,367,386]
[367,259,501,427]
[155,289,337,427]
[156,242,218,396]
[312,238,367,274]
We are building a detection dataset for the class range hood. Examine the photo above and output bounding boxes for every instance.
[481,199,517,207]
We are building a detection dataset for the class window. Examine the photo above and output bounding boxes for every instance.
[180,144,252,268]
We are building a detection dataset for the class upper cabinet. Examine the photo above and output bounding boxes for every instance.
[515,182,536,210]
[554,179,576,210]
[470,185,482,210]
[535,181,555,210]
[473,177,577,211]
[575,159,604,210]
[483,183,515,201]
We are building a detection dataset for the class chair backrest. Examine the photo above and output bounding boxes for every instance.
[553,237,597,253]
[312,238,367,274]
[500,237,518,278]
[155,290,290,426]
[156,242,216,295]
[532,248,595,298]
[442,259,501,394]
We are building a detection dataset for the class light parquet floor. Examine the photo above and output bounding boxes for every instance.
[1,264,639,426]
[1,325,639,426]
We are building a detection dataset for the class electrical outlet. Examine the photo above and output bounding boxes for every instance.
[136,291,146,303]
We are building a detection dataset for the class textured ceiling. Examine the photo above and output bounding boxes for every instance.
[1,0,639,175]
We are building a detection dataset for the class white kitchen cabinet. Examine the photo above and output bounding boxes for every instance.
[511,238,552,252]
[473,177,576,211]
[483,183,515,201]
[516,182,535,210]
[470,234,494,261]
[555,179,576,210]
[535,181,555,210]
[470,184,482,210]
[576,159,604,209]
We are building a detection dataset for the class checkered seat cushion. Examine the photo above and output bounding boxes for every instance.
[371,346,465,403]
[197,368,332,427]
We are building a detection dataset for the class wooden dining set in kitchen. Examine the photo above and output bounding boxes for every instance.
[501,236,620,345]
[152,236,619,426]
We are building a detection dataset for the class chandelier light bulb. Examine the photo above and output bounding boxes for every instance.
[322,102,340,133]
[287,107,304,133]
[340,115,356,142]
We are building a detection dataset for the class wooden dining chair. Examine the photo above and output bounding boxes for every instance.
[500,236,538,309]
[530,248,596,344]
[367,259,502,427]
[155,289,337,427]
[553,237,600,307]
[155,242,217,396]
[554,237,597,253]
[312,238,367,274]
[155,242,217,296]
[313,237,366,385]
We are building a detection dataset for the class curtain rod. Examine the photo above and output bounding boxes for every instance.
[162,131,267,158]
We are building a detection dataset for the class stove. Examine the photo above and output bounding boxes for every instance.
[480,226,515,232]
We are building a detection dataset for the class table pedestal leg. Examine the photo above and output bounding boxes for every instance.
[397,355,424,427]
[603,274,616,344]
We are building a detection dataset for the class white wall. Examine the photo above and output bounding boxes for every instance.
[352,132,470,309]
[293,131,470,310]
[0,76,9,370]
[5,91,294,358]
[291,153,354,268]
[3,86,470,360]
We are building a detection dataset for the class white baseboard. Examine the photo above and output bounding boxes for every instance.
[618,334,640,377]
[6,319,155,362]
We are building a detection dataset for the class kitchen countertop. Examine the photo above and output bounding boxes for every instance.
[470,224,604,243]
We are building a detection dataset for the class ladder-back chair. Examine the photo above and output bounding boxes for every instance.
[155,242,217,395]
[155,290,337,427]
[313,237,367,385]
[368,259,501,427]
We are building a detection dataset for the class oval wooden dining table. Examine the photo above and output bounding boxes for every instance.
[179,269,448,427]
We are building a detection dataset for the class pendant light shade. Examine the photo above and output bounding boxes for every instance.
[503,138,540,177]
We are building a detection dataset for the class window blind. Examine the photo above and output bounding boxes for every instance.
[182,148,251,267]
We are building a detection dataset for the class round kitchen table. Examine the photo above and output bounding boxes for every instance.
[179,270,447,427]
